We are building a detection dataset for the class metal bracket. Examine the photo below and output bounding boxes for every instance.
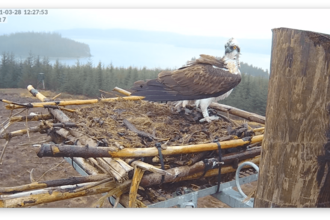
[65,157,259,208]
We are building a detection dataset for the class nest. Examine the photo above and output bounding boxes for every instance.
[74,100,231,149]
[0,87,264,208]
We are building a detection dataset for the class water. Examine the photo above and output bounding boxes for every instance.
[45,38,270,71]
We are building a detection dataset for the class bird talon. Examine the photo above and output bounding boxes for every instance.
[199,116,220,123]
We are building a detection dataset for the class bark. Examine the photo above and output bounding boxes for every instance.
[35,143,118,158]
[254,28,330,207]
[209,102,266,124]
[186,152,208,165]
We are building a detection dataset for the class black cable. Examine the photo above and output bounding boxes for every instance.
[155,143,165,184]
[214,140,222,193]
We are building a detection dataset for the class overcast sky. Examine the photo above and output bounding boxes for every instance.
[1,5,330,70]
[2,9,330,39]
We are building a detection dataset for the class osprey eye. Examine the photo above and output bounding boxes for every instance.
[233,46,237,50]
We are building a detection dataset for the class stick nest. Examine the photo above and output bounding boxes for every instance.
[73,100,231,149]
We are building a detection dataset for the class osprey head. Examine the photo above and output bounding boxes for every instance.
[225,37,240,54]
[224,37,241,67]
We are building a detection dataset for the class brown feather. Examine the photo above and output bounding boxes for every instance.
[131,54,241,101]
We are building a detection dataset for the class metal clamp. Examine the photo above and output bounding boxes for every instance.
[181,202,196,208]
[235,162,259,198]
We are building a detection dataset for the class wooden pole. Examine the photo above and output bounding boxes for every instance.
[0,174,109,195]
[254,28,330,207]
[4,96,144,110]
[35,135,263,158]
[209,103,266,124]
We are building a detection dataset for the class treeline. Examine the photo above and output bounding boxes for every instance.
[0,53,269,116]
[0,32,91,58]
[240,62,269,78]
[218,73,268,116]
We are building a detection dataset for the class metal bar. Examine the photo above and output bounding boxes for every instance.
[64,157,88,176]
[212,187,254,208]
[65,156,258,208]
[148,174,258,208]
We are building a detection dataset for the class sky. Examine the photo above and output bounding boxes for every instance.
[1,3,330,71]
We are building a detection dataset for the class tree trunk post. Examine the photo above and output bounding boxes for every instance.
[254,28,330,207]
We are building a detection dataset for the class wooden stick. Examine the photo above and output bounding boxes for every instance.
[210,103,266,124]
[123,119,154,140]
[113,87,132,96]
[252,127,265,133]
[120,193,147,208]
[185,152,208,166]
[175,156,260,182]
[0,156,260,208]
[0,122,11,135]
[0,124,48,140]
[0,181,117,208]
[74,177,113,192]
[27,85,100,175]
[129,167,145,208]
[4,96,145,110]
[101,96,144,102]
[131,160,172,176]
[0,140,10,165]
[51,93,62,100]
[5,99,99,109]
[34,135,263,158]
[0,174,109,195]
[9,113,53,123]
[99,89,117,97]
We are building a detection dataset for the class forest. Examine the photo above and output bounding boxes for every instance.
[0,32,91,58]
[0,53,269,116]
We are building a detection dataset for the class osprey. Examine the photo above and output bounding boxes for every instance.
[131,37,241,122]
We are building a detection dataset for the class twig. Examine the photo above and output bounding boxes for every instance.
[25,109,30,141]
[28,168,35,183]
[99,89,118,97]
[0,140,10,165]
[35,159,65,182]
[51,93,62,100]
[216,112,240,127]
[113,195,121,208]
[18,138,51,146]
[0,108,26,128]
[123,119,155,140]
[0,122,11,135]
[74,177,113,192]
[242,185,257,202]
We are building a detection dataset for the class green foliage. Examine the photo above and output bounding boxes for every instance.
[0,53,269,116]
[0,32,91,57]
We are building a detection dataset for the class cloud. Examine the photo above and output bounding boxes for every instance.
[2,9,330,39]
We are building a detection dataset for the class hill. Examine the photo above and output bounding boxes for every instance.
[0,32,91,58]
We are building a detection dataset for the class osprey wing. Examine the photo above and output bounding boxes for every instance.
[131,63,241,102]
